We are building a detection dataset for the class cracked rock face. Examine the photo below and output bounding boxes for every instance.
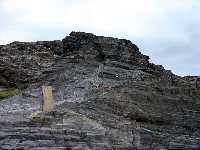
[0,32,200,150]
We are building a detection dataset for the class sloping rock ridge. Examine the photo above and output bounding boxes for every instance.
[0,32,200,150]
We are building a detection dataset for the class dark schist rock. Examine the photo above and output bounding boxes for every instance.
[62,32,150,66]
[0,32,200,150]
[0,31,175,88]
[0,40,64,88]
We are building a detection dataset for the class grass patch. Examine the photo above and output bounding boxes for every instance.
[0,88,20,100]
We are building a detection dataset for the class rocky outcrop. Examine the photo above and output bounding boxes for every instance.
[0,40,63,87]
[0,32,200,149]
[62,32,149,63]
[0,32,175,88]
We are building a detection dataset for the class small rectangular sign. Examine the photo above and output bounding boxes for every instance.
[42,86,54,112]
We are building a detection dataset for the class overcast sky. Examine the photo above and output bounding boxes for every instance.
[0,0,200,76]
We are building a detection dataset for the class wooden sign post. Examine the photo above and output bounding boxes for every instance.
[42,86,54,112]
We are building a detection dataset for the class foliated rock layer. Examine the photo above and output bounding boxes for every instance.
[0,32,200,149]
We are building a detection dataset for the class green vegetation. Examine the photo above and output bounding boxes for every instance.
[0,88,20,100]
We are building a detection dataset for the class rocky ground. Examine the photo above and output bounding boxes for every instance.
[0,32,200,150]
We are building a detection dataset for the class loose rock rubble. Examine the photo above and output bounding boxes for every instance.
[0,32,200,149]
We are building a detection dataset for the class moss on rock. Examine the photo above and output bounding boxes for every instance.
[0,88,20,100]
[30,111,54,125]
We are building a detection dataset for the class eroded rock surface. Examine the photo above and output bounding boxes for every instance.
[0,32,200,149]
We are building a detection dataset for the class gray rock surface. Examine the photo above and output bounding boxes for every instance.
[0,32,200,149]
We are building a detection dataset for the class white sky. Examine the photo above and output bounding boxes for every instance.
[0,0,200,76]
